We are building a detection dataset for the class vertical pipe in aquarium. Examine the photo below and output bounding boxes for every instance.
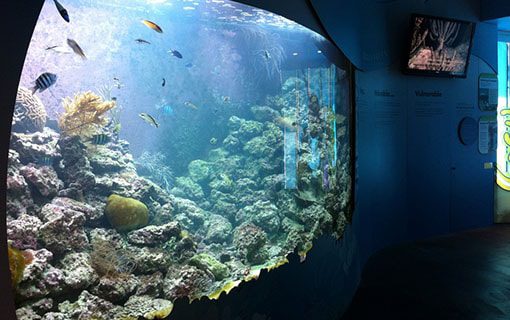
[284,127,298,189]
[295,70,301,149]
[331,65,337,167]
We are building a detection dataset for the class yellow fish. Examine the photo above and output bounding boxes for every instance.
[141,20,163,33]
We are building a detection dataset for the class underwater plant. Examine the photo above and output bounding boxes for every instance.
[89,239,137,279]
[96,84,112,102]
[58,91,116,138]
[135,151,174,193]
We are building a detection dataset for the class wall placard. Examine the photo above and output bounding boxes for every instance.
[478,115,497,154]
[478,73,498,111]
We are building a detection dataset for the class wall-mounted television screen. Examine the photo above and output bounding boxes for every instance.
[404,14,475,77]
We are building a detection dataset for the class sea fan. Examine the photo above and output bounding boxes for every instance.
[135,151,174,193]
[58,91,116,138]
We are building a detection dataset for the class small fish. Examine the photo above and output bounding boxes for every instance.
[89,134,110,145]
[184,101,198,110]
[210,137,217,145]
[262,50,271,60]
[45,45,72,54]
[111,97,117,102]
[220,173,233,186]
[113,123,121,134]
[139,112,159,128]
[135,38,151,44]
[275,116,297,130]
[113,77,123,89]
[168,50,183,59]
[34,155,53,166]
[32,72,57,94]
[67,38,86,59]
[141,20,163,33]
[162,78,166,87]
[53,0,70,23]
[221,95,231,103]
[185,63,193,68]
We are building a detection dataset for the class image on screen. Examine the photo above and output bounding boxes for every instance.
[405,14,475,77]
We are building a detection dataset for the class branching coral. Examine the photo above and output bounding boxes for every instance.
[58,91,116,138]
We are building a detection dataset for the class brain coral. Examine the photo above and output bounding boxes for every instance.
[12,86,47,133]
[105,194,149,232]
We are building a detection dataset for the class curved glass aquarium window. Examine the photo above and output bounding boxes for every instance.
[7,0,352,318]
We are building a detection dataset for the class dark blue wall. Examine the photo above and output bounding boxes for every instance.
[310,0,498,294]
[481,0,510,20]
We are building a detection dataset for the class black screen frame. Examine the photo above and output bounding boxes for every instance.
[402,13,476,78]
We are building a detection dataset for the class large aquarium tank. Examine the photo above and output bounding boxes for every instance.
[7,0,353,318]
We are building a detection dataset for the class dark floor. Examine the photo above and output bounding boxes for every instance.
[341,225,510,320]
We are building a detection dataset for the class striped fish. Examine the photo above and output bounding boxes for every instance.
[31,73,57,94]
[34,155,53,166]
[90,134,110,145]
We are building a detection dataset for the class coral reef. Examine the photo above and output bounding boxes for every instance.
[189,253,230,280]
[105,194,149,232]
[39,198,90,255]
[233,223,269,265]
[13,86,47,133]
[162,265,214,300]
[205,214,232,244]
[7,213,42,250]
[126,222,180,246]
[58,91,116,138]
[20,164,63,197]
[6,67,352,319]
[16,249,64,300]
[59,252,98,291]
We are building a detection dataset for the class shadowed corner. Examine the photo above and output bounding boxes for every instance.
[0,1,46,319]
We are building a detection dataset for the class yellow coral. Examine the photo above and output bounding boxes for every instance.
[8,244,32,287]
[58,91,116,137]
[143,305,174,319]
[265,257,289,271]
[207,280,242,300]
